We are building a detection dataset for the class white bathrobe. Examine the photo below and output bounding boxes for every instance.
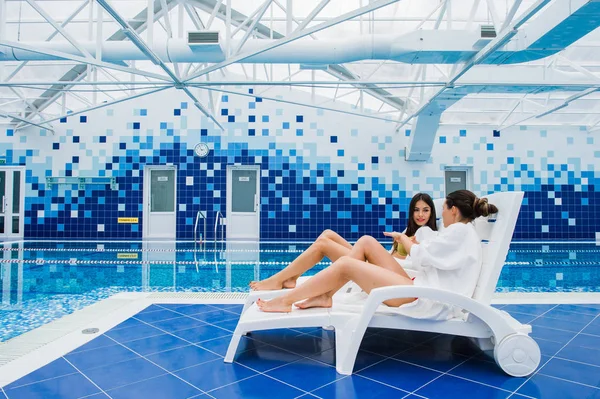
[396,222,482,320]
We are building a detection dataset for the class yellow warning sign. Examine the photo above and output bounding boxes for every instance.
[117,253,139,259]
[118,217,139,224]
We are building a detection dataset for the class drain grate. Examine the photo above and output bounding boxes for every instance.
[147,292,249,300]
[82,328,99,335]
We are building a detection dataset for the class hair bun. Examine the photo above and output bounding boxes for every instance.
[474,197,498,217]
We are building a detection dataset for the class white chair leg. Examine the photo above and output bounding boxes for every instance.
[224,333,243,363]
[470,337,495,352]
[335,324,366,376]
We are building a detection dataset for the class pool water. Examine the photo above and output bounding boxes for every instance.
[0,240,599,342]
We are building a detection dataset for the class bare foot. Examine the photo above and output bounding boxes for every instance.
[250,276,297,291]
[257,297,292,313]
[295,294,332,310]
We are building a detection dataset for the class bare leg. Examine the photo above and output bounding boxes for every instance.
[257,256,415,312]
[348,236,412,279]
[250,230,352,291]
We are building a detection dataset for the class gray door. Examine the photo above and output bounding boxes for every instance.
[144,166,177,238]
[227,166,260,240]
[445,170,467,196]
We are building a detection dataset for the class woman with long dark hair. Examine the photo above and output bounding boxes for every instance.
[250,192,437,291]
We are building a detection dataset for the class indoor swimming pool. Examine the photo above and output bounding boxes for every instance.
[1,240,599,342]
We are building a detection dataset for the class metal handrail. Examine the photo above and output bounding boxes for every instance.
[194,211,207,272]
[194,210,206,248]
[214,211,225,246]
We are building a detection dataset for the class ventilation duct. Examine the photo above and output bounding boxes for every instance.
[187,31,220,46]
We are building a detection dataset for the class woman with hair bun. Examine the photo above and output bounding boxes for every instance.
[257,190,498,321]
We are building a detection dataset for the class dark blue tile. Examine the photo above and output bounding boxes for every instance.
[357,333,413,356]
[373,329,438,346]
[174,358,257,392]
[211,318,241,332]
[134,309,180,323]
[583,322,600,337]
[532,317,587,333]
[420,334,481,357]
[502,304,557,316]
[106,373,203,399]
[122,333,190,356]
[165,304,216,316]
[543,309,597,324]
[151,316,207,332]
[556,304,600,316]
[5,358,78,389]
[105,323,163,343]
[557,342,600,366]
[65,344,138,371]
[415,374,513,399]
[517,374,600,399]
[83,357,166,391]
[531,325,578,344]
[69,335,118,354]
[570,333,600,349]
[246,329,333,355]
[171,324,232,343]
[4,373,100,399]
[216,304,243,314]
[357,359,441,391]
[196,335,265,357]
[540,357,600,388]
[234,344,303,372]
[210,374,304,399]
[307,348,385,373]
[188,310,239,324]
[449,357,529,391]
[146,345,221,372]
[394,345,470,372]
[537,338,565,356]
[110,318,146,331]
[266,357,340,391]
[506,311,538,324]
[312,375,409,399]
[137,304,165,314]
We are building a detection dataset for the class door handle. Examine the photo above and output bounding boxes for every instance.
[254,194,258,212]
[1,196,4,213]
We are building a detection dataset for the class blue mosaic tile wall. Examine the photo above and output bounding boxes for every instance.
[1,88,598,241]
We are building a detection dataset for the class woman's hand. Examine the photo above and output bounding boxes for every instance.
[383,231,405,242]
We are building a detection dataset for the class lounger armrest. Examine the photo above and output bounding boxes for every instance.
[357,286,515,339]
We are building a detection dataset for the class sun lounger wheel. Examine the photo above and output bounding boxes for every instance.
[494,333,541,377]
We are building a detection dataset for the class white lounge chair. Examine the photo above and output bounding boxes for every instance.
[226,191,541,377]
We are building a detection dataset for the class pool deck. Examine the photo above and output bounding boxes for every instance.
[1,292,600,398]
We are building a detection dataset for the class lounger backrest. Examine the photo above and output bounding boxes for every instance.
[472,191,523,304]
[431,192,523,305]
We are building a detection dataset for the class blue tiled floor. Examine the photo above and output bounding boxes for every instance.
[2,303,600,399]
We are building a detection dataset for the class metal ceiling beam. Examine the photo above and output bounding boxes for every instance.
[96,0,224,130]
[183,0,402,82]
[187,0,405,110]
[16,0,178,124]
[402,0,551,161]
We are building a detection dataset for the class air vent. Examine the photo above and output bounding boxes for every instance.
[480,25,497,38]
[187,31,220,45]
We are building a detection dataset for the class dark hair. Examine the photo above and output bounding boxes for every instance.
[445,190,498,222]
[405,193,437,236]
